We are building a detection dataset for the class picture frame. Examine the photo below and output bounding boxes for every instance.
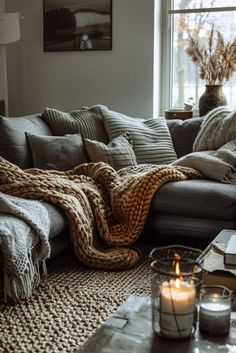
[43,0,112,52]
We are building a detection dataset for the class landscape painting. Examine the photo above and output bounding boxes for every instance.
[43,0,112,51]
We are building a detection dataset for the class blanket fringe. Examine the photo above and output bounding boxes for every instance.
[223,169,236,183]
[4,251,46,302]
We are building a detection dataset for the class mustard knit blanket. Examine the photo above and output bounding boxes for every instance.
[0,158,200,270]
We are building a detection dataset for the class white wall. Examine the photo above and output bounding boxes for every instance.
[6,0,156,118]
[153,0,161,117]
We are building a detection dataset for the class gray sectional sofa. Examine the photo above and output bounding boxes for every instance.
[0,110,235,259]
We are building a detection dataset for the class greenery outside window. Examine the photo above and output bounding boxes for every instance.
[161,0,236,114]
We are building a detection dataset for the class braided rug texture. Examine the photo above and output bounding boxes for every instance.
[0,251,152,353]
[0,157,200,270]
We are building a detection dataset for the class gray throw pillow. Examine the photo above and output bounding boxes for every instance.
[84,133,137,170]
[101,106,177,164]
[0,114,52,169]
[26,133,88,171]
[43,105,108,143]
[166,117,203,158]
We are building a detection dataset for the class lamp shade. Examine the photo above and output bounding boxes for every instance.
[0,12,20,45]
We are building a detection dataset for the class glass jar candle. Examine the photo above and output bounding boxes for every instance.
[150,245,202,340]
[199,285,232,335]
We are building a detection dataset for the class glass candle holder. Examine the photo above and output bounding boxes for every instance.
[150,245,202,340]
[199,285,232,335]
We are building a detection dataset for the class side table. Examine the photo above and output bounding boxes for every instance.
[164,110,193,120]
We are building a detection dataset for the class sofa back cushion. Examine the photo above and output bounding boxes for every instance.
[166,117,203,158]
[0,114,52,169]
[43,105,109,143]
[27,133,88,171]
[101,107,177,165]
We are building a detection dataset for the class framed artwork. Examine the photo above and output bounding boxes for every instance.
[43,0,112,52]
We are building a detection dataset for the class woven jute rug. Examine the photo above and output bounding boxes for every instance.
[1,249,236,353]
[0,250,152,353]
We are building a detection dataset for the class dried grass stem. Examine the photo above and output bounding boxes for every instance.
[186,26,236,85]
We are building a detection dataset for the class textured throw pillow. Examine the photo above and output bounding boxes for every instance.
[101,107,177,164]
[26,133,88,171]
[0,114,52,169]
[43,105,108,143]
[84,133,137,170]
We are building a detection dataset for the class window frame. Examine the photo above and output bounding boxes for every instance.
[160,0,172,115]
[159,1,236,116]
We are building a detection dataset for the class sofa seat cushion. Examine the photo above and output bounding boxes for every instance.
[42,201,68,239]
[150,179,236,221]
[143,213,236,241]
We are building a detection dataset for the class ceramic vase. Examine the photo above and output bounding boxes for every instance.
[199,84,227,117]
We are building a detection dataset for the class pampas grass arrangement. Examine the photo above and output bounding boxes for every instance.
[186,25,236,85]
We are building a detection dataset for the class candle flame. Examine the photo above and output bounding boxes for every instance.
[212,293,219,302]
[173,253,183,287]
[175,261,180,287]
[172,253,181,270]
[175,261,180,275]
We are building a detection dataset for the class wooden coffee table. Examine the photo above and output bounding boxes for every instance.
[76,295,236,353]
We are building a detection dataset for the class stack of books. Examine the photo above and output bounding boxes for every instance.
[224,234,236,266]
[199,229,236,292]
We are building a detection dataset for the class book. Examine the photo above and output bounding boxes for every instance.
[224,234,236,265]
[202,270,236,292]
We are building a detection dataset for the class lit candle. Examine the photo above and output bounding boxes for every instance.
[199,300,231,335]
[159,261,196,339]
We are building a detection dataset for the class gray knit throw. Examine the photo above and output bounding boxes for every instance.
[172,106,236,183]
[0,192,50,301]
[193,106,236,151]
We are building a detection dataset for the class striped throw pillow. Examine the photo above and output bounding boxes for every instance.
[43,105,108,143]
[84,133,137,171]
[101,107,177,164]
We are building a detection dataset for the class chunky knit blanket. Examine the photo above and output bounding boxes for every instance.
[0,158,200,270]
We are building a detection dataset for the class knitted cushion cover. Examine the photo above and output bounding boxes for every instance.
[43,105,108,143]
[100,106,177,164]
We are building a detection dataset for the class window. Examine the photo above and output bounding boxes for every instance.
[160,0,236,113]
